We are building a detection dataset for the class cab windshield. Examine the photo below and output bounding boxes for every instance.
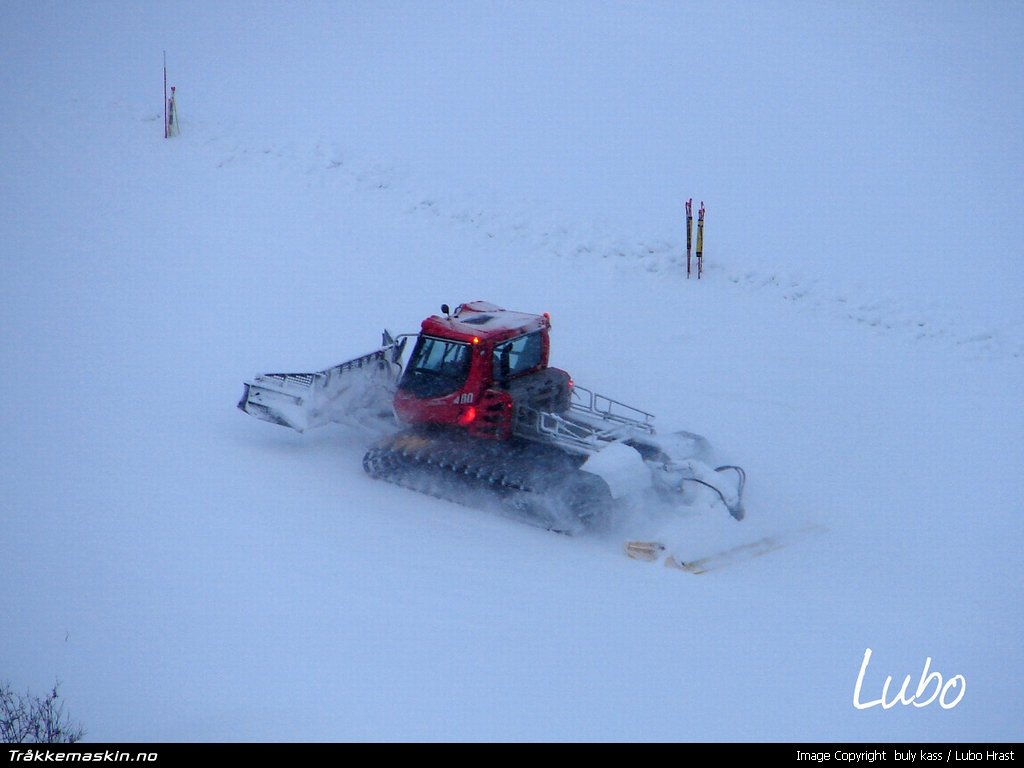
[399,336,472,398]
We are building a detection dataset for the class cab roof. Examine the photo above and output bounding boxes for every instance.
[420,301,550,344]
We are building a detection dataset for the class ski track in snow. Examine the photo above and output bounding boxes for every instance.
[201,131,1022,362]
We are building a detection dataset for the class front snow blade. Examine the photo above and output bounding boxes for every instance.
[237,381,310,431]
[238,332,405,433]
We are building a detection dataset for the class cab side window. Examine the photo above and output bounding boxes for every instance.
[494,332,543,382]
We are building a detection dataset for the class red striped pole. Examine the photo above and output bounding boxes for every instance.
[685,198,693,278]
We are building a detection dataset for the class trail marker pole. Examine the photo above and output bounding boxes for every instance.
[696,201,705,279]
[163,51,168,138]
[163,53,180,138]
[685,198,693,278]
[167,86,179,137]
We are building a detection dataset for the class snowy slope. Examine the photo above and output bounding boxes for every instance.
[2,2,1022,742]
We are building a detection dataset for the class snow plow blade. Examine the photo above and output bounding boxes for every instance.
[238,332,406,432]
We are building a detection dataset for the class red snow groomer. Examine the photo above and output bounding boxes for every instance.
[238,301,745,530]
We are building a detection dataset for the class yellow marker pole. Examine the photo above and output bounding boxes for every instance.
[696,201,705,279]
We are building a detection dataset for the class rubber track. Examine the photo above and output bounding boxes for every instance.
[362,430,614,533]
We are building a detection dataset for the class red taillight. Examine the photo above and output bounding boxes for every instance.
[457,406,477,425]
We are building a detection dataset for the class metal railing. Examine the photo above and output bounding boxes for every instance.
[567,384,656,433]
[513,383,657,454]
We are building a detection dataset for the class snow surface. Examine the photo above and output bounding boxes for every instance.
[2,1,1022,743]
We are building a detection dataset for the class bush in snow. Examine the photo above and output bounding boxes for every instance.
[0,681,85,743]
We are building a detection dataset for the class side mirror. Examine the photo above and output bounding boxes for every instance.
[441,304,450,318]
